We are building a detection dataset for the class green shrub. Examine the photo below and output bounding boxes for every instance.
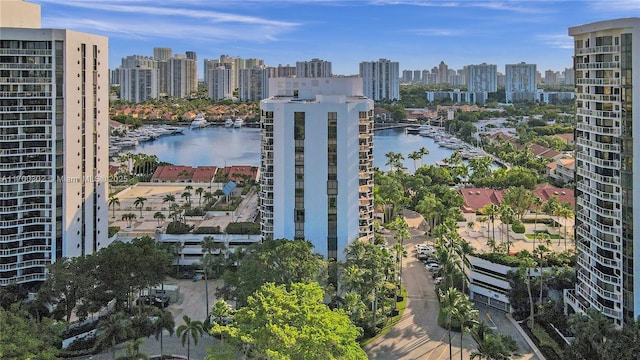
[184,207,205,217]
[193,226,222,234]
[166,221,194,234]
[225,222,260,235]
[108,226,120,238]
[512,222,525,233]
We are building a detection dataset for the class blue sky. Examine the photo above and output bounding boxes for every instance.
[33,0,639,77]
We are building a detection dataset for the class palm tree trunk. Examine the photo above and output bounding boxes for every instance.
[187,336,191,360]
[160,333,164,357]
[205,270,210,322]
[460,328,464,360]
[448,318,453,360]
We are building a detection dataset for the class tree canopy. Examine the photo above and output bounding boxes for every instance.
[212,282,367,360]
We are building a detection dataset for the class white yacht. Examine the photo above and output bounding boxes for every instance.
[233,117,244,128]
[191,113,208,129]
[224,118,233,127]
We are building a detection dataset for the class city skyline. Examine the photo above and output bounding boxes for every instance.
[31,0,639,76]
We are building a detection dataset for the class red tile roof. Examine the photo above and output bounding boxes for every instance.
[555,133,574,142]
[222,165,259,183]
[458,183,574,213]
[151,165,195,182]
[192,166,218,183]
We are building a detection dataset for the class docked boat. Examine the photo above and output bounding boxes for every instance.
[233,118,244,128]
[224,118,233,127]
[191,113,208,129]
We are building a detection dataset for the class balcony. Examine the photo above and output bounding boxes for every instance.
[575,45,620,55]
[576,62,620,70]
[576,137,620,152]
[577,271,620,302]
[577,197,621,218]
[576,167,620,186]
[576,122,621,136]
[0,272,47,286]
[576,181,621,203]
[576,78,621,86]
[577,108,621,120]
[576,152,620,170]
[576,213,620,239]
[0,259,50,271]
[0,244,51,256]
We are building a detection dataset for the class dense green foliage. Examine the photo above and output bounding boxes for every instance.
[212,282,367,360]
[224,221,260,234]
[0,306,63,359]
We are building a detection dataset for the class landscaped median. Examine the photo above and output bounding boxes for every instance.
[360,287,407,346]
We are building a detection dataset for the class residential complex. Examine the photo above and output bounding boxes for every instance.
[119,55,158,102]
[259,77,374,262]
[564,17,639,327]
[0,1,109,285]
[505,62,538,103]
[360,58,400,101]
[296,58,332,78]
[467,63,498,93]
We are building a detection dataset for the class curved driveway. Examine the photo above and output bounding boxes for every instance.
[364,211,537,360]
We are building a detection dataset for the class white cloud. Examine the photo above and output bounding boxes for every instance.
[369,0,545,13]
[590,0,640,11]
[535,34,573,49]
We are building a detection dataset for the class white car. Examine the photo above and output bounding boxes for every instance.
[418,247,434,255]
[426,263,440,272]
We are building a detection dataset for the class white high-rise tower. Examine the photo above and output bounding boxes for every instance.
[0,0,110,285]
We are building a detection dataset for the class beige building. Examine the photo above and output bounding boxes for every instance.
[0,0,110,285]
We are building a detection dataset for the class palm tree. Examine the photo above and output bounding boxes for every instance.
[181,191,192,206]
[203,191,215,206]
[170,242,185,277]
[439,287,464,360]
[152,309,175,358]
[184,185,193,195]
[499,204,515,253]
[162,194,176,206]
[481,203,499,252]
[195,187,204,207]
[419,146,429,167]
[176,315,205,360]
[532,196,543,252]
[456,300,479,360]
[408,150,421,173]
[534,241,551,305]
[124,338,146,360]
[108,195,120,219]
[455,239,474,295]
[98,312,130,360]
[520,257,537,328]
[133,196,147,219]
[153,211,165,227]
[122,213,137,228]
[384,151,404,172]
[201,236,216,320]
[557,202,574,249]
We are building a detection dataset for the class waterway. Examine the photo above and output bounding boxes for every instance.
[130,126,457,173]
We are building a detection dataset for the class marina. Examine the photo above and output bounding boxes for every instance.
[121,126,475,172]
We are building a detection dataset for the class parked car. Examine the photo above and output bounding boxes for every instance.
[426,263,440,272]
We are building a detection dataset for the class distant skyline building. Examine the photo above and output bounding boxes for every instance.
[0,0,109,285]
[563,67,575,85]
[207,66,233,100]
[153,47,172,61]
[275,64,296,77]
[296,58,332,78]
[119,55,159,102]
[238,67,269,102]
[359,58,400,101]
[438,61,449,84]
[467,63,498,92]
[505,62,537,102]
[259,77,374,262]
[168,53,197,98]
[564,17,640,328]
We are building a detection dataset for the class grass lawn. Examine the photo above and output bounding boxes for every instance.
[360,287,407,346]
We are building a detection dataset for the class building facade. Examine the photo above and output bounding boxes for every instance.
[207,67,233,100]
[238,67,269,102]
[359,58,399,101]
[259,78,374,262]
[564,17,639,327]
[296,58,332,78]
[0,1,109,285]
[168,54,197,98]
[119,55,158,102]
[505,62,537,102]
[467,63,498,92]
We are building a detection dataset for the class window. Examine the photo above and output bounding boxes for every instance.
[294,112,305,140]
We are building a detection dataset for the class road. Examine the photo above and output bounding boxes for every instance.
[364,211,538,360]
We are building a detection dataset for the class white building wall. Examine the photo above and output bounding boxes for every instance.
[359,59,400,101]
[207,67,232,100]
[505,62,537,102]
[0,14,109,285]
[467,63,497,92]
[260,78,373,261]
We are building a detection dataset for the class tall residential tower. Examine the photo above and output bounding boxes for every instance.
[359,58,399,102]
[0,0,109,285]
[259,78,374,262]
[564,17,639,327]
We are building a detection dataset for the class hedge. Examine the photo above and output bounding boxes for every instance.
[512,222,525,233]
[225,222,260,235]
[193,226,222,234]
